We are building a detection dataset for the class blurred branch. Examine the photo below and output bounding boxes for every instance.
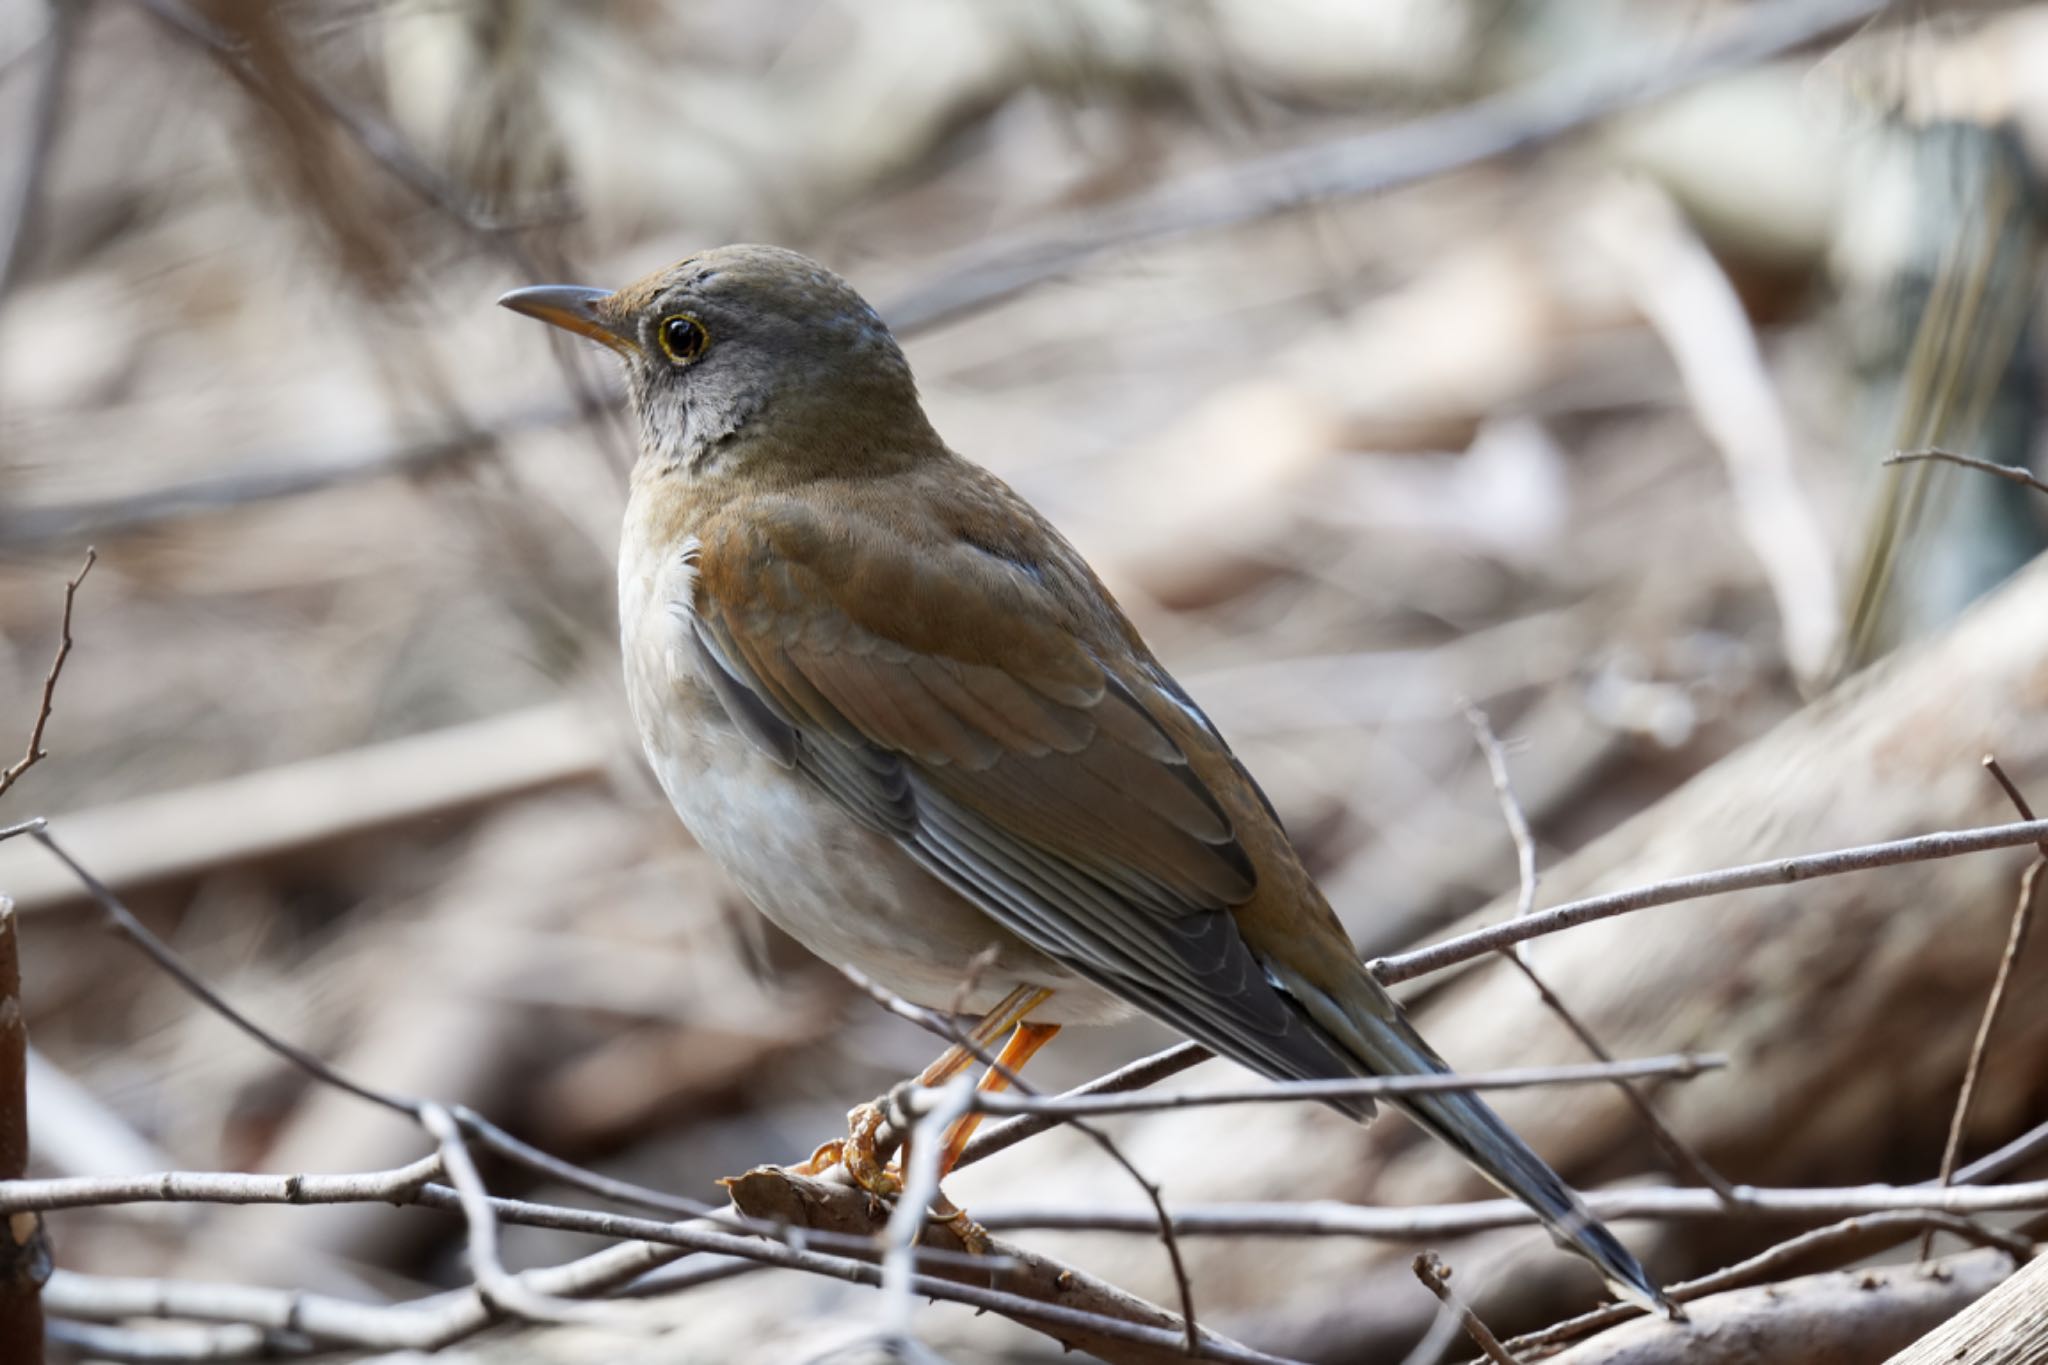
[883,0,1891,334]
[0,0,84,304]
[1589,179,1840,686]
[0,402,592,550]
[1884,447,2048,499]
[0,703,607,908]
[0,548,93,804]
[128,0,637,476]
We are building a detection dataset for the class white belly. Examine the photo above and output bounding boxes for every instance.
[617,509,1129,1024]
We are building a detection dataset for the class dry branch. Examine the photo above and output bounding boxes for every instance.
[725,1165,1289,1365]
[0,549,93,805]
[882,0,1890,333]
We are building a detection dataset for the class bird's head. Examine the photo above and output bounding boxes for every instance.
[500,244,934,479]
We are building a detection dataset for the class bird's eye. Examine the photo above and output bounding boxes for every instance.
[657,314,709,365]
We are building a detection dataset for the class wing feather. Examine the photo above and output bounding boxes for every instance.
[683,503,1358,1087]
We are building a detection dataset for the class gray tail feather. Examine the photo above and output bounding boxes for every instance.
[1361,1017,1675,1316]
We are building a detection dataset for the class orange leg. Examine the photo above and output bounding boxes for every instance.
[793,984,1053,1195]
[932,1020,1061,1177]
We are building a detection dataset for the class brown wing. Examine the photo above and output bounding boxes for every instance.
[687,491,1355,1084]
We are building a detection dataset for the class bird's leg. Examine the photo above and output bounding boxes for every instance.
[934,1019,1061,1176]
[920,1017,1062,1252]
[792,984,1050,1196]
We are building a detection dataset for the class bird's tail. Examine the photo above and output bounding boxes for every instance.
[1341,1007,1675,1317]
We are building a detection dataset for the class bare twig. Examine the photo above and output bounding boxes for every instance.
[1921,758,2046,1260]
[0,404,594,549]
[955,1042,1210,1170]
[882,0,1891,333]
[1465,703,1738,1200]
[1463,703,1539,930]
[1372,817,2048,983]
[417,1103,618,1328]
[1412,1252,1521,1365]
[1589,179,1839,683]
[910,1055,1722,1120]
[1883,448,2048,499]
[22,1162,2048,1247]
[966,1176,2048,1241]
[0,548,94,803]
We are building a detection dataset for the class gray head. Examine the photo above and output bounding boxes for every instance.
[499,245,936,478]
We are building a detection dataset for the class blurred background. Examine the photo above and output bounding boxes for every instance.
[5,0,2048,1360]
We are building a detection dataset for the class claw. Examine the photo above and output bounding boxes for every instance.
[839,1101,902,1197]
[785,1102,902,1195]
[930,1195,990,1254]
[787,1137,845,1178]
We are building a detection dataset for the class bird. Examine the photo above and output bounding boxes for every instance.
[500,244,1673,1315]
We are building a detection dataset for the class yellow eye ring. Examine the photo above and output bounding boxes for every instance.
[657,313,709,365]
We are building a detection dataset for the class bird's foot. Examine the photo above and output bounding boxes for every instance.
[928,1194,990,1254]
[787,1100,902,1197]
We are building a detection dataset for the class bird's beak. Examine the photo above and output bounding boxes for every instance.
[497,285,640,357]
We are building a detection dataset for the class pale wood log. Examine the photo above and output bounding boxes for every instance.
[1547,1249,2018,1365]
[0,702,610,909]
[1884,1250,2048,1365]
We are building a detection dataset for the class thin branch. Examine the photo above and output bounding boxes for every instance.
[1371,817,2048,983]
[966,1175,2048,1240]
[1463,702,1539,929]
[31,826,416,1117]
[1466,702,1737,1201]
[22,1163,2048,1247]
[417,1103,617,1328]
[907,1054,1722,1120]
[955,1041,1210,1170]
[1883,448,2048,499]
[1412,1252,1521,1365]
[0,548,94,803]
[1921,757,2045,1259]
[882,0,1890,333]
